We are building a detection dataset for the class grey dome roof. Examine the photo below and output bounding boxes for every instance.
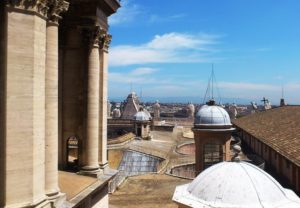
[195,104,231,127]
[134,111,151,121]
[173,162,300,208]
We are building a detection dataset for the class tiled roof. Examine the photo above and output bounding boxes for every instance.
[233,106,300,167]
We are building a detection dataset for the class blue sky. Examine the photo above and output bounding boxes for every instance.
[108,0,300,104]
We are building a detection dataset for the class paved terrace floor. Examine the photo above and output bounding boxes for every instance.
[109,174,189,208]
[109,129,194,208]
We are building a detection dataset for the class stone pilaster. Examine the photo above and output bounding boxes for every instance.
[45,0,68,199]
[98,33,111,169]
[81,27,102,173]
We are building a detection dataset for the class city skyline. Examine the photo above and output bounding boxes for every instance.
[108,0,300,104]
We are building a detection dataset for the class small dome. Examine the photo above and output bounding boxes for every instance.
[134,109,151,121]
[195,103,231,127]
[173,162,300,208]
[112,108,121,118]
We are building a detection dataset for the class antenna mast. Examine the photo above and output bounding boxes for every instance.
[212,64,214,100]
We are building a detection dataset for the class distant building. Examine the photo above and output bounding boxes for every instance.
[153,100,161,119]
[122,92,140,119]
[112,108,121,118]
[233,106,300,194]
[187,102,195,118]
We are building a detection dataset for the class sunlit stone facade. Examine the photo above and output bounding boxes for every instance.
[0,0,120,207]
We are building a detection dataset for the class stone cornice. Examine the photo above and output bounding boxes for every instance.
[6,0,48,17]
[47,0,69,24]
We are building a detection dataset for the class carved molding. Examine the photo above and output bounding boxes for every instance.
[6,0,48,16]
[99,33,112,52]
[82,26,103,48]
[81,26,112,51]
[47,0,69,23]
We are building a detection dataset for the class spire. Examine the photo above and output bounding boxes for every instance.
[280,85,286,107]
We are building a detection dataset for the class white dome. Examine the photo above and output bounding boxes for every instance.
[173,162,300,208]
[195,104,231,127]
[134,111,151,121]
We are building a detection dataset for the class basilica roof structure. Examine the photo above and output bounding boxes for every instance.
[233,106,300,166]
[122,92,140,119]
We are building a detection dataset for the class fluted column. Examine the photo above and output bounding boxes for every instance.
[99,33,111,169]
[82,27,102,172]
[45,0,69,198]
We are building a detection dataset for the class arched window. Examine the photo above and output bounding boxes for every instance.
[203,143,223,169]
[67,136,79,170]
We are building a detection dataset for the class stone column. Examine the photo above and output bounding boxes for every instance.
[1,1,50,207]
[45,0,68,198]
[99,33,112,169]
[81,27,102,172]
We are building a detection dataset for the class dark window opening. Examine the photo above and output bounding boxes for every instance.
[137,127,142,137]
[204,143,223,169]
[67,136,79,170]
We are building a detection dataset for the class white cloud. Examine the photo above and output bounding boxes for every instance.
[149,13,187,23]
[218,82,280,91]
[255,47,272,52]
[109,0,141,26]
[109,67,159,84]
[286,82,300,90]
[109,32,220,66]
[130,67,159,76]
[147,33,216,50]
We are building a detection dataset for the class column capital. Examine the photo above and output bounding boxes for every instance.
[82,26,106,48]
[47,0,69,24]
[6,0,49,17]
[99,33,112,52]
